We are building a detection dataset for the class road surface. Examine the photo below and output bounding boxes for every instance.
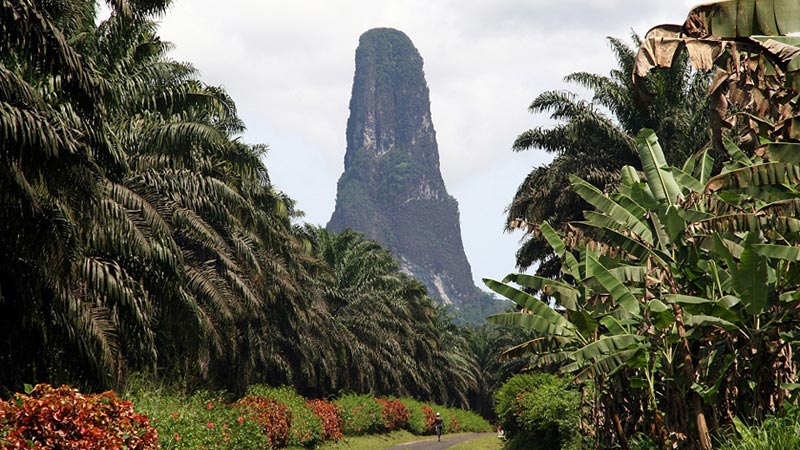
[387,432,494,449]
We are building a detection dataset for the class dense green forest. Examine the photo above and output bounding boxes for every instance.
[0,0,526,413]
[495,1,800,449]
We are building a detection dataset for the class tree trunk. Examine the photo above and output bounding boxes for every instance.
[673,303,712,450]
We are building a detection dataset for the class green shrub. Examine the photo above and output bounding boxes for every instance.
[442,407,493,433]
[398,398,435,434]
[334,393,382,435]
[246,385,323,447]
[717,415,800,450]
[494,373,581,450]
[394,398,492,435]
[127,388,266,450]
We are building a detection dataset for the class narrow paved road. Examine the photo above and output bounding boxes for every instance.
[387,432,494,449]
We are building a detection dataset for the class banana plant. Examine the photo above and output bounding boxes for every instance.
[634,0,800,158]
[490,127,800,449]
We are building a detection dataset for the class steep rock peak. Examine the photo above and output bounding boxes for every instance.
[345,28,439,174]
[329,28,507,322]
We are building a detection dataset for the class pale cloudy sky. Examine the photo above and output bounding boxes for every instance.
[154,0,698,289]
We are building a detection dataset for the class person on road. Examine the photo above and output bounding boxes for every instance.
[434,412,443,442]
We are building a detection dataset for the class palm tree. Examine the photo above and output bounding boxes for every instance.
[0,0,133,390]
[507,36,709,277]
[307,227,479,406]
[0,0,317,393]
[462,324,534,418]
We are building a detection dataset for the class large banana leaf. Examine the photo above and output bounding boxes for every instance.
[580,224,672,266]
[600,316,629,336]
[670,167,706,194]
[684,314,739,331]
[500,336,574,362]
[620,165,642,186]
[683,147,715,184]
[752,244,800,261]
[571,334,644,365]
[583,211,632,236]
[503,273,579,311]
[586,255,641,317]
[735,242,770,316]
[706,162,800,192]
[484,278,575,330]
[569,310,599,337]
[664,294,716,305]
[569,349,643,382]
[724,136,753,166]
[763,142,800,164]
[540,221,581,277]
[637,129,681,205]
[688,0,800,37]
[648,299,675,328]
[487,312,576,338]
[608,265,648,284]
[570,176,654,243]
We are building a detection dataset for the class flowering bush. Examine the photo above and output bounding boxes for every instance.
[306,399,343,441]
[245,385,323,447]
[422,405,437,432]
[334,393,382,435]
[235,395,291,448]
[0,384,158,449]
[127,388,266,450]
[400,398,435,434]
[375,398,410,431]
[448,415,462,433]
[444,408,492,433]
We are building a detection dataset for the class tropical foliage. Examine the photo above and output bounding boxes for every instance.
[0,0,480,410]
[0,384,160,449]
[1,382,492,449]
[491,126,800,448]
[717,414,800,450]
[507,35,710,276]
[493,1,800,448]
[463,324,535,418]
[494,373,582,450]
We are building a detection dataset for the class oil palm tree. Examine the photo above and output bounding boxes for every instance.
[508,36,710,277]
[307,227,479,406]
[0,0,312,392]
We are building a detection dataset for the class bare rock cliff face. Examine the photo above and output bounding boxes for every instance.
[328,28,497,318]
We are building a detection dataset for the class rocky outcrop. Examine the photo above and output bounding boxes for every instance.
[328,28,503,321]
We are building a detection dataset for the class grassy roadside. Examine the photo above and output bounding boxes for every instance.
[449,433,504,450]
[314,430,420,449]
[314,431,494,450]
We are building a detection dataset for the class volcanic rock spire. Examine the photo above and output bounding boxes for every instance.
[328,28,486,314]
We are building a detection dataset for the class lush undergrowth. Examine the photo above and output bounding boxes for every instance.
[0,383,490,449]
[716,415,800,450]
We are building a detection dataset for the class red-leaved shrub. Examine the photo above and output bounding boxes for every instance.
[235,396,291,447]
[422,405,437,433]
[0,384,158,449]
[375,398,410,431]
[448,415,462,433]
[306,399,343,441]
